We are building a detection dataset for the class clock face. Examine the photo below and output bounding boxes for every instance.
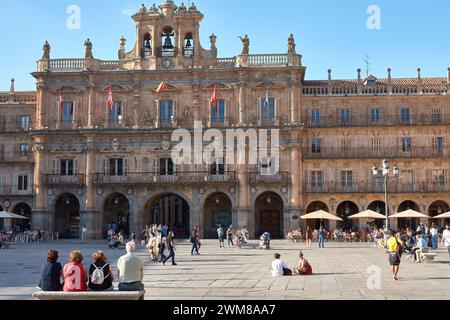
[161,58,173,69]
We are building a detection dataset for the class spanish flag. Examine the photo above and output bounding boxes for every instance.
[107,84,114,109]
[210,86,217,109]
[156,81,165,93]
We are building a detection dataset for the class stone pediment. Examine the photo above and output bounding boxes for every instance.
[153,83,179,92]
[254,81,280,90]
[101,84,130,92]
[55,86,81,93]
[205,83,233,90]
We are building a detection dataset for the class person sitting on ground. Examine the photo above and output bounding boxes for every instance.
[38,250,63,291]
[117,242,145,299]
[294,251,313,275]
[88,251,114,291]
[271,253,292,277]
[113,232,124,249]
[63,251,88,292]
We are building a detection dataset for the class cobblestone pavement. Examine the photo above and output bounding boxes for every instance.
[0,240,449,300]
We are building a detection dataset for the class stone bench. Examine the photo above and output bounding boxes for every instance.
[32,290,145,300]
[238,242,258,249]
[421,253,438,264]
[108,243,125,250]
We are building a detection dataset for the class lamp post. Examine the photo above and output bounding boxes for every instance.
[372,159,399,245]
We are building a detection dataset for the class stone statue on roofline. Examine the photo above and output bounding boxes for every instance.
[239,34,250,55]
[149,3,159,14]
[178,2,187,13]
[42,41,50,59]
[84,39,93,59]
[288,34,296,54]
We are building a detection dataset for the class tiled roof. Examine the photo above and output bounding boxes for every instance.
[303,77,447,87]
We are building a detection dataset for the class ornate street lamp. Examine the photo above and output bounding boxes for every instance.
[372,159,400,246]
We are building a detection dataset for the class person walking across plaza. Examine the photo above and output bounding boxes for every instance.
[217,225,225,248]
[191,226,200,255]
[226,227,234,248]
[81,225,88,245]
[305,226,313,248]
[318,226,325,248]
[117,242,145,300]
[441,224,450,266]
[162,231,177,266]
[387,230,403,281]
[430,223,439,250]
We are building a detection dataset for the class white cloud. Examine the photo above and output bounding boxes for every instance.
[122,8,134,16]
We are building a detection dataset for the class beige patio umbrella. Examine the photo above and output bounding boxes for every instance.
[347,210,386,220]
[301,210,343,221]
[389,209,429,219]
[432,211,450,219]
[0,211,31,219]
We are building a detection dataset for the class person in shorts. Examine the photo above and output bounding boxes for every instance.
[387,230,403,281]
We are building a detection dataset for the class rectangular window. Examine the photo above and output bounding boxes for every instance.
[109,101,123,125]
[432,170,445,186]
[21,115,30,129]
[211,99,225,123]
[211,158,226,175]
[340,139,351,152]
[401,138,412,152]
[401,108,411,124]
[371,137,381,151]
[62,102,74,124]
[341,171,353,187]
[433,137,444,152]
[311,171,323,188]
[261,97,275,123]
[60,160,74,176]
[311,109,320,126]
[339,109,352,125]
[159,158,174,176]
[432,108,442,124]
[109,158,124,176]
[160,99,174,125]
[19,144,29,157]
[371,108,381,124]
[312,139,321,153]
[18,175,28,191]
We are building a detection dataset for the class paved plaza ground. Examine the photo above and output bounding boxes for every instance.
[0,239,449,300]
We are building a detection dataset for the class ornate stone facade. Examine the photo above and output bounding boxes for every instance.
[1,1,449,238]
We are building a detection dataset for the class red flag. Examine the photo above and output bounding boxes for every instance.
[210,86,217,109]
[107,84,114,109]
[156,81,165,93]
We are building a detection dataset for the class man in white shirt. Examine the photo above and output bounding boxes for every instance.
[441,224,450,266]
[271,253,291,277]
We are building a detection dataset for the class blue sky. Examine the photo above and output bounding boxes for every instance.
[1,0,449,90]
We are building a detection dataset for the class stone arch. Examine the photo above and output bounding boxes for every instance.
[103,193,131,236]
[55,193,81,239]
[305,201,330,230]
[12,202,33,231]
[203,192,233,238]
[336,201,359,231]
[254,191,284,239]
[428,200,450,228]
[397,200,421,230]
[367,200,386,228]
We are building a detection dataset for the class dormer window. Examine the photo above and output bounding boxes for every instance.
[183,33,194,57]
[364,75,378,86]
[142,33,152,58]
[161,26,175,57]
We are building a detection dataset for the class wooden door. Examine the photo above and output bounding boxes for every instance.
[259,210,281,239]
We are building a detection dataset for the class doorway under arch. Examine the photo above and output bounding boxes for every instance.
[204,192,232,239]
[336,201,359,231]
[429,200,450,228]
[397,200,420,230]
[144,194,190,238]
[367,201,386,229]
[255,192,284,239]
[55,193,80,239]
[305,201,330,231]
[12,203,32,232]
[104,193,130,236]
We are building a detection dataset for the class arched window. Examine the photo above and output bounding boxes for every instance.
[161,26,175,57]
[142,33,152,58]
[183,33,194,57]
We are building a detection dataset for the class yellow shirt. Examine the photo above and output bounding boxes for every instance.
[387,236,402,253]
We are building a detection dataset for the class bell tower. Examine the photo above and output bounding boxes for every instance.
[128,1,218,70]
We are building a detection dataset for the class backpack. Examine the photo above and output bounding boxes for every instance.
[91,263,109,285]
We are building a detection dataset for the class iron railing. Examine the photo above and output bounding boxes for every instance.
[302,147,448,159]
[302,182,450,193]
[248,171,291,184]
[45,174,86,186]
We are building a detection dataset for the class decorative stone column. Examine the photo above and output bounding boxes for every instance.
[83,138,100,239]
[33,140,51,232]
[290,79,300,125]
[87,80,95,128]
[238,81,246,126]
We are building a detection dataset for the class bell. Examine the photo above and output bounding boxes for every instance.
[163,36,173,49]
[186,38,192,48]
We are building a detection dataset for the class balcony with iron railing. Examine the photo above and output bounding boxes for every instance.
[0,120,36,133]
[94,171,237,185]
[248,171,291,184]
[0,152,34,163]
[303,181,450,194]
[0,185,34,196]
[305,114,450,128]
[302,147,448,160]
[257,116,287,127]
[45,174,86,186]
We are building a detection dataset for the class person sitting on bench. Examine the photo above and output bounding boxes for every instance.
[117,242,145,300]
[113,233,124,249]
